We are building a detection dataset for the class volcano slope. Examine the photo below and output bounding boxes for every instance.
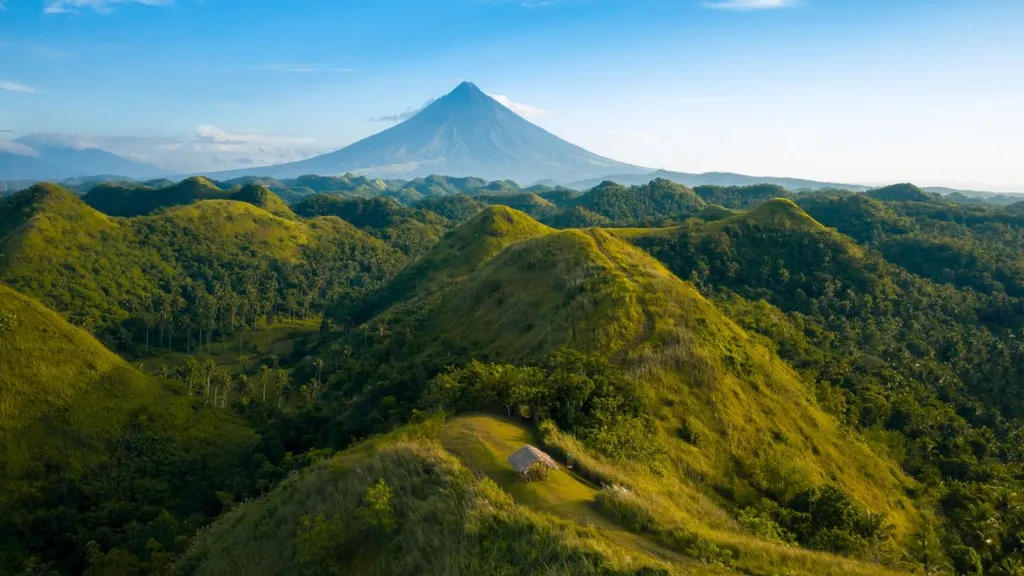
[187,206,921,575]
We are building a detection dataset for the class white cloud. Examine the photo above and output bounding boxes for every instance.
[0,137,40,157]
[488,94,550,118]
[18,133,99,149]
[251,63,355,73]
[45,0,171,15]
[15,129,325,173]
[2,82,38,94]
[702,0,798,10]
[192,125,317,147]
[370,99,436,123]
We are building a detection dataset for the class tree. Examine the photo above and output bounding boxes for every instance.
[949,545,982,576]
[275,370,291,408]
[202,359,216,399]
[234,374,251,404]
[259,365,272,403]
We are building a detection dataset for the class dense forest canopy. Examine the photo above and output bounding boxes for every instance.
[4,176,1024,575]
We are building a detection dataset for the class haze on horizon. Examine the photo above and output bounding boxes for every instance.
[1,0,1022,190]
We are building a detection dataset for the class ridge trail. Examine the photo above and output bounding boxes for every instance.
[586,229,656,365]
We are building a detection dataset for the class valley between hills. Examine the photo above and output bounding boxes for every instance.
[1,175,1023,575]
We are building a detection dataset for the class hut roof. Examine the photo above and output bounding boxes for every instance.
[507,445,558,474]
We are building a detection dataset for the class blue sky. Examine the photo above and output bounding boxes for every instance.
[1,0,1023,187]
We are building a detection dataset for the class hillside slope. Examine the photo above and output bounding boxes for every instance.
[0,183,405,347]
[0,283,258,573]
[325,209,920,559]
[178,418,694,576]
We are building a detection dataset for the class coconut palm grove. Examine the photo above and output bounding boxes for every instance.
[2,1,1024,575]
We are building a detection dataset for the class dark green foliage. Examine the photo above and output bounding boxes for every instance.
[775,486,890,555]
[83,177,225,216]
[413,194,486,223]
[0,285,263,575]
[865,183,936,203]
[0,184,406,356]
[560,178,705,227]
[949,545,983,576]
[292,194,452,257]
[476,192,560,219]
[82,179,295,219]
[631,200,1024,570]
[426,351,661,461]
[693,184,790,209]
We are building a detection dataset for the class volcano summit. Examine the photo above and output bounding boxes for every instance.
[211,82,647,183]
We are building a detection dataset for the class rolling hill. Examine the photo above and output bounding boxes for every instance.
[326,207,919,552]
[0,283,258,573]
[206,82,648,183]
[186,206,923,574]
[0,183,405,349]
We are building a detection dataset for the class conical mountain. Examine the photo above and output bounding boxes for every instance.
[211,82,647,183]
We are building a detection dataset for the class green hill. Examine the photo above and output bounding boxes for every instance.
[476,192,560,219]
[704,197,833,235]
[341,206,553,326]
[177,416,697,576]
[798,193,917,243]
[693,184,791,210]
[81,178,295,218]
[181,412,910,576]
[0,183,405,352]
[865,183,934,203]
[563,178,706,226]
[317,210,920,568]
[292,194,451,257]
[231,183,297,219]
[0,283,258,573]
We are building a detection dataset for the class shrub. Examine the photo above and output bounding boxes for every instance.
[949,545,983,576]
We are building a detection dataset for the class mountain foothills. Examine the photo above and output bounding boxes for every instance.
[4,175,1024,575]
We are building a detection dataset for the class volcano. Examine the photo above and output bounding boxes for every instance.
[211,82,647,183]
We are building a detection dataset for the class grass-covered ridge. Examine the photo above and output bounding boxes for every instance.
[82,177,296,218]
[0,183,406,350]
[178,417,685,576]
[0,283,258,573]
[322,209,920,561]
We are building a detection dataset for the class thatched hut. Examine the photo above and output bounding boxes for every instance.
[508,445,558,481]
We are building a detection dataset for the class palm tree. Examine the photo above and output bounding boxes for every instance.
[203,359,216,399]
[184,357,199,396]
[274,370,291,409]
[313,357,325,388]
[239,354,251,376]
[259,364,272,403]
[234,374,251,404]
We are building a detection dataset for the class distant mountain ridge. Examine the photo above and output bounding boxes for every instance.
[205,81,649,183]
[567,169,873,192]
[0,135,166,181]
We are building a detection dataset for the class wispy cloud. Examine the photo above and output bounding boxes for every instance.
[2,82,38,94]
[702,0,799,10]
[489,94,550,118]
[0,129,14,133]
[0,137,40,157]
[369,99,436,123]
[251,63,355,73]
[45,0,172,15]
[18,128,326,172]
